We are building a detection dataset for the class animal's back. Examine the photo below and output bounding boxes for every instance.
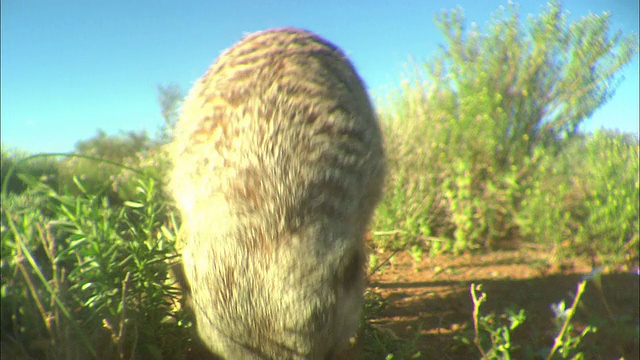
[169,28,385,359]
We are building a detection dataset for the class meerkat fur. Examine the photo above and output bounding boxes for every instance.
[168,28,386,359]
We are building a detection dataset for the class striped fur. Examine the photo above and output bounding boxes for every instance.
[168,28,385,359]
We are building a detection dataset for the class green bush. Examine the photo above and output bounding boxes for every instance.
[517,131,639,265]
[1,147,60,194]
[372,1,638,254]
[57,130,170,203]
[1,175,189,359]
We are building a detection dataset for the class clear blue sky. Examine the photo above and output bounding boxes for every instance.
[2,0,638,154]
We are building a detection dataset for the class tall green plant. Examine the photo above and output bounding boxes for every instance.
[517,131,639,265]
[430,1,637,155]
[375,1,638,252]
[1,175,189,359]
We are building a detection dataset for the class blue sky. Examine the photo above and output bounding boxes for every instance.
[2,0,638,154]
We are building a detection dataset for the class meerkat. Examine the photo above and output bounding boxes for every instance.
[168,28,386,360]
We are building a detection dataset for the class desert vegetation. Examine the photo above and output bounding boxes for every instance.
[1,1,638,359]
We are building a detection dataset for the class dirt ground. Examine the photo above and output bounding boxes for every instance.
[364,246,640,359]
[183,245,638,360]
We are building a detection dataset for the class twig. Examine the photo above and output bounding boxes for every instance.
[470,283,488,358]
[117,272,131,359]
[368,248,403,277]
[545,280,588,360]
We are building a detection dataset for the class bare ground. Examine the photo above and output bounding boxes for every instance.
[362,246,639,359]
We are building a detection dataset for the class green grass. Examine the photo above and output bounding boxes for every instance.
[1,174,193,359]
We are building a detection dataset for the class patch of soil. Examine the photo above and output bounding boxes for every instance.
[365,246,639,359]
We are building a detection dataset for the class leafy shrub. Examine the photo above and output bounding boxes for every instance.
[372,1,638,254]
[57,130,170,203]
[1,147,60,194]
[1,175,190,359]
[517,131,639,266]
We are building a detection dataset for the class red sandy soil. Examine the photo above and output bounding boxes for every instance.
[364,246,639,359]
